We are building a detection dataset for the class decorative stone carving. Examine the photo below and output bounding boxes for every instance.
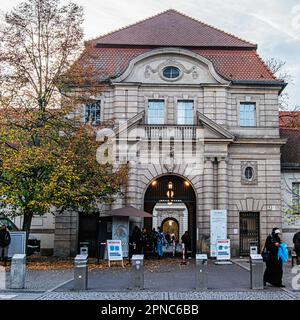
[241,161,258,185]
[144,59,198,82]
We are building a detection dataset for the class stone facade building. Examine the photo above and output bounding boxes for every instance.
[280,112,300,248]
[51,10,287,257]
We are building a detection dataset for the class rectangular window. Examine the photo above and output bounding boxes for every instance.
[85,101,101,125]
[148,100,165,124]
[240,103,256,127]
[292,182,300,211]
[177,100,194,125]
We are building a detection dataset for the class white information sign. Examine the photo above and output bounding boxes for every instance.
[216,239,231,260]
[7,232,26,258]
[106,240,124,267]
[210,210,227,257]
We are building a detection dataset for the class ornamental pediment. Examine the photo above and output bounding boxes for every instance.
[112,48,229,85]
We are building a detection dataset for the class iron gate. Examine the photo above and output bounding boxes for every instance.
[239,212,260,256]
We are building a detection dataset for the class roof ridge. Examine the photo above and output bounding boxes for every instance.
[168,9,257,48]
[87,9,173,44]
[87,9,256,48]
[254,51,278,81]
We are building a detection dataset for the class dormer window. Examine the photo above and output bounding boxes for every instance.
[162,66,180,80]
[85,101,101,125]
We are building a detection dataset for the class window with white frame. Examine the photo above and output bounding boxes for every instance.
[177,100,194,125]
[292,182,300,211]
[240,102,256,127]
[148,100,165,124]
[85,101,101,125]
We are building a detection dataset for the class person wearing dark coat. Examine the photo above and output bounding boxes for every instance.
[263,228,285,287]
[181,231,191,259]
[0,225,11,265]
[293,231,300,258]
[131,226,142,254]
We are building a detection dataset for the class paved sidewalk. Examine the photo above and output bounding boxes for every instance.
[37,290,293,300]
[1,258,299,300]
[233,258,300,300]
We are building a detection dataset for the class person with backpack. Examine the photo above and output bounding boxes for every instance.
[0,225,11,265]
[263,228,286,288]
[156,227,166,259]
[293,230,300,259]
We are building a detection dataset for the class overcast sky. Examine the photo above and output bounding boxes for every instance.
[2,0,300,108]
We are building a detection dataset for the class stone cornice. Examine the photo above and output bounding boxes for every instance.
[233,138,287,146]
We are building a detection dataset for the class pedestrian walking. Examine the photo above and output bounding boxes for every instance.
[156,227,166,259]
[181,231,191,259]
[293,230,300,259]
[263,228,286,288]
[165,232,171,248]
[0,225,11,266]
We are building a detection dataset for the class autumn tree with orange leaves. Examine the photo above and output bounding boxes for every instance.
[0,0,127,245]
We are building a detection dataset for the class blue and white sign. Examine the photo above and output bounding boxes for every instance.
[107,240,123,261]
[217,239,231,260]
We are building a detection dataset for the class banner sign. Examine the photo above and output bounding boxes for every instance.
[107,240,123,261]
[210,210,227,257]
[217,239,231,260]
[8,232,26,258]
[112,216,129,258]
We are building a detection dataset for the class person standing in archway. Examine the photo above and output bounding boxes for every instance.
[181,231,191,259]
[157,227,166,259]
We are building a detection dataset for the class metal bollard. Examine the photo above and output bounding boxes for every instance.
[195,254,208,290]
[10,254,26,289]
[250,254,264,290]
[74,254,88,291]
[132,254,144,289]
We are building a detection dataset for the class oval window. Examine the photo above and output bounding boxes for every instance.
[162,66,180,79]
[245,167,253,180]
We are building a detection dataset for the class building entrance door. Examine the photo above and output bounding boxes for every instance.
[144,174,197,254]
[239,212,260,256]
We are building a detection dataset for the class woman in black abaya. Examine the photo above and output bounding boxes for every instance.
[263,228,285,288]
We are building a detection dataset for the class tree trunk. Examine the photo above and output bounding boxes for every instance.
[22,211,34,249]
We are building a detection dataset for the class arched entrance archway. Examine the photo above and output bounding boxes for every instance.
[161,217,179,242]
[144,175,197,254]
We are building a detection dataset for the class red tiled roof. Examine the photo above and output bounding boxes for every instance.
[280,128,300,167]
[279,111,300,128]
[77,47,279,82]
[280,112,300,167]
[74,10,284,84]
[90,9,256,48]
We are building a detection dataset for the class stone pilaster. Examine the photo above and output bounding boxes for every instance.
[217,157,229,210]
[203,157,215,236]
